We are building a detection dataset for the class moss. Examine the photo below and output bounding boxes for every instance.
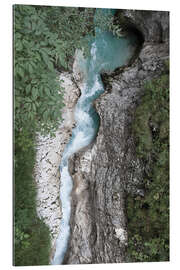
[14,130,51,266]
[126,60,169,262]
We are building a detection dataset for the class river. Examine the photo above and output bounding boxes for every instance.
[52,8,138,265]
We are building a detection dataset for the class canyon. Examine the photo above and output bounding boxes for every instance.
[34,9,169,264]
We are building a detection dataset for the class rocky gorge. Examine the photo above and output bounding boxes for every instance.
[34,9,169,264]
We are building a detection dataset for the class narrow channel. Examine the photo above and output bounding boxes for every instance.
[52,8,138,265]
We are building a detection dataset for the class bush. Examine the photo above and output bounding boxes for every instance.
[126,62,169,262]
[13,5,124,265]
[14,5,97,135]
[13,5,98,265]
[14,129,51,266]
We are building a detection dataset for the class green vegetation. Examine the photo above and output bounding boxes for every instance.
[14,5,122,136]
[14,5,97,135]
[14,130,51,266]
[13,4,97,266]
[126,61,169,262]
[13,5,130,265]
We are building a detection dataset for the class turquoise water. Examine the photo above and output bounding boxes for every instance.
[52,9,138,265]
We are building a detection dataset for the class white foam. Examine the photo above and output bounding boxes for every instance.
[52,39,103,265]
[51,166,72,265]
[52,8,137,264]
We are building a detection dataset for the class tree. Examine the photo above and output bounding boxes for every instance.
[14,5,121,135]
[14,5,97,135]
[14,6,118,265]
[13,5,96,265]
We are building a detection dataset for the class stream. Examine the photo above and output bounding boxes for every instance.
[52,8,138,265]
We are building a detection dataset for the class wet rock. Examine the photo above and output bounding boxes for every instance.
[64,11,169,264]
[34,10,169,265]
[121,9,169,43]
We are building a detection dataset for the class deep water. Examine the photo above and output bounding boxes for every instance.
[52,8,138,265]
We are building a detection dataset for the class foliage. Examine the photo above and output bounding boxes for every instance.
[14,5,64,135]
[94,8,124,37]
[94,8,113,30]
[15,227,30,249]
[14,5,124,135]
[14,129,51,266]
[13,5,127,265]
[13,5,98,265]
[14,5,96,135]
[126,62,169,262]
[43,6,95,61]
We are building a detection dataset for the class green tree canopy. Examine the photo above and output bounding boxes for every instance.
[14,5,121,135]
[14,5,96,135]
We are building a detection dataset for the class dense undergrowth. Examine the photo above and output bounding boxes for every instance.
[14,130,51,266]
[126,60,169,262]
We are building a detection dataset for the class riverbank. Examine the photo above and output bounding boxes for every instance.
[62,10,169,263]
[33,9,169,265]
[34,72,80,261]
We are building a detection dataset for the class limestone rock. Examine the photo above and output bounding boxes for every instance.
[34,10,169,265]
[121,9,169,43]
[64,10,169,264]
[34,72,80,258]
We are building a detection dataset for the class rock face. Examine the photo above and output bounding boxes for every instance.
[64,10,169,264]
[34,72,80,258]
[34,9,169,265]
[122,9,169,43]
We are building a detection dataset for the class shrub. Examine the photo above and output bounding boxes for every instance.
[126,62,169,262]
[14,129,51,265]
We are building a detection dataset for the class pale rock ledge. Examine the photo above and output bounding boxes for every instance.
[34,72,80,256]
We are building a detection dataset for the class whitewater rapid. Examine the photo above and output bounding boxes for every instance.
[52,8,137,265]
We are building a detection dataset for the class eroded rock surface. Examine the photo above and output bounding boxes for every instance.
[121,9,169,43]
[34,9,169,265]
[64,10,169,264]
[34,72,80,256]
